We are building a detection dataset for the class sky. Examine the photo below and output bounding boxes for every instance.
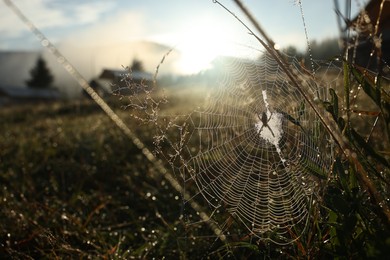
[0,0,367,75]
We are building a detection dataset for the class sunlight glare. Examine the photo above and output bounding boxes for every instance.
[176,21,232,74]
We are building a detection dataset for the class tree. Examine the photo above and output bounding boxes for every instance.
[307,38,340,60]
[282,45,304,62]
[26,56,54,88]
[129,58,144,72]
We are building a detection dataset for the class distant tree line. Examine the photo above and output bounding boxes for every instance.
[280,37,341,62]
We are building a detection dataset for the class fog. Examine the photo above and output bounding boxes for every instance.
[0,41,180,98]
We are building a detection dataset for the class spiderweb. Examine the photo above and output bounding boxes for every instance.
[114,25,342,245]
[152,50,339,245]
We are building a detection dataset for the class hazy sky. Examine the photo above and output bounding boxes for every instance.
[0,0,366,74]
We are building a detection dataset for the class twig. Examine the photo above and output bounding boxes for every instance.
[214,0,390,226]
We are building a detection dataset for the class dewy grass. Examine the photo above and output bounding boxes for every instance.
[0,101,183,258]
[1,72,389,258]
[0,100,255,258]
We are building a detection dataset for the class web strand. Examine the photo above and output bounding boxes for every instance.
[168,53,333,244]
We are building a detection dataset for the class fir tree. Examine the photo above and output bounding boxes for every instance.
[26,56,54,88]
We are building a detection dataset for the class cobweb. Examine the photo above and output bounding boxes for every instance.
[119,41,340,246]
[163,52,337,245]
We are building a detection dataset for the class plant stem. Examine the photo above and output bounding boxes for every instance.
[225,0,390,226]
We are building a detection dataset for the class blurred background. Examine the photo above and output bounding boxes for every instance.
[0,0,365,100]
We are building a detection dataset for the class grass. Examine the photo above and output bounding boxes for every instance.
[0,100,189,258]
[0,98,261,258]
[1,65,389,259]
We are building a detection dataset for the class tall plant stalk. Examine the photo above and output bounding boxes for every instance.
[214,0,390,225]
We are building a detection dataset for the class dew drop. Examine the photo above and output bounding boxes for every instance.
[41,39,49,47]
[57,56,65,64]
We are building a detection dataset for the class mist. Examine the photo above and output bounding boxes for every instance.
[0,40,180,98]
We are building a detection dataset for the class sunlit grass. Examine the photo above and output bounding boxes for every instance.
[0,100,189,258]
[1,63,389,259]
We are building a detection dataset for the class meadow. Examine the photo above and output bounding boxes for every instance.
[0,99,189,258]
[1,95,269,258]
[1,67,389,259]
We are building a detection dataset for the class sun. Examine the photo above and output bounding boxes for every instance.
[175,21,234,74]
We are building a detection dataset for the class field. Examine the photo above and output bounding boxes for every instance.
[1,94,259,259]
[1,72,390,259]
[0,99,193,258]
